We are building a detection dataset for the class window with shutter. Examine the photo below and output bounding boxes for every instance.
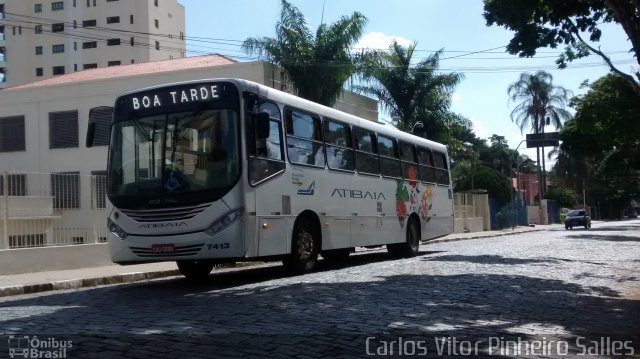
[82,20,97,27]
[91,170,107,208]
[49,111,78,149]
[0,116,26,152]
[51,172,80,209]
[0,174,27,196]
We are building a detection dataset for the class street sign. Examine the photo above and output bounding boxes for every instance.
[526,132,559,148]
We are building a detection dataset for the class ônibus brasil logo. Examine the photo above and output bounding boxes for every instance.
[8,335,72,359]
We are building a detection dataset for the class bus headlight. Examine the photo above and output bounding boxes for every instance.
[205,208,244,236]
[108,219,128,240]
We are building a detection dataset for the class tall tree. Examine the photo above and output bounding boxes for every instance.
[242,0,367,107]
[355,41,463,135]
[507,71,572,198]
[553,74,640,218]
[483,0,640,94]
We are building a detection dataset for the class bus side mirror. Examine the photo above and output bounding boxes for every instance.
[86,120,96,148]
[86,106,113,148]
[256,113,270,139]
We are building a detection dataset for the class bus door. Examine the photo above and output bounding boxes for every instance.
[246,100,288,256]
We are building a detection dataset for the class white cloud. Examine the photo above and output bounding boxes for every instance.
[355,32,412,51]
[470,118,489,140]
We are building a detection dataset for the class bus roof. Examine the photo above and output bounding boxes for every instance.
[116,78,449,153]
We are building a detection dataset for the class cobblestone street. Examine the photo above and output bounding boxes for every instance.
[1,220,639,358]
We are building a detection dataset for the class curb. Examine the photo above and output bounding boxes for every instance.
[423,227,546,245]
[0,269,180,298]
[0,262,260,298]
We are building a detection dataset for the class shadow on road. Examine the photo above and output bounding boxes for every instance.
[421,254,557,266]
[575,224,640,232]
[567,234,640,242]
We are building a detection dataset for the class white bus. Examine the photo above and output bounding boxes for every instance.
[86,78,454,279]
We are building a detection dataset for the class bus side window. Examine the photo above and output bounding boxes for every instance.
[433,151,449,185]
[284,108,325,167]
[399,141,418,182]
[353,126,379,175]
[417,147,436,183]
[378,134,401,178]
[324,119,354,171]
[247,101,285,185]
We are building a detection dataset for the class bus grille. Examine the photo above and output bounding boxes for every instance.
[129,244,204,257]
[120,202,212,222]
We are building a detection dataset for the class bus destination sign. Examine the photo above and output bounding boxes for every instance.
[127,84,232,111]
[131,84,222,110]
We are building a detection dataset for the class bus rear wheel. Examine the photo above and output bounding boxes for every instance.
[177,260,214,280]
[283,218,319,274]
[387,219,420,258]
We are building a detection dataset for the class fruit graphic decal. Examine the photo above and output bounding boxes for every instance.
[395,179,409,226]
[396,165,434,226]
[420,185,433,222]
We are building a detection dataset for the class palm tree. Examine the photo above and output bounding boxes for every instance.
[242,0,367,107]
[508,71,572,198]
[356,41,463,136]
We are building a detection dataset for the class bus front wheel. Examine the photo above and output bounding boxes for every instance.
[387,219,420,258]
[177,260,214,280]
[283,218,319,274]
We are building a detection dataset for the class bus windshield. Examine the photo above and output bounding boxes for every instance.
[108,108,239,207]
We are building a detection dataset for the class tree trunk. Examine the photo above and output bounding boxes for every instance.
[541,126,546,199]
[536,146,542,205]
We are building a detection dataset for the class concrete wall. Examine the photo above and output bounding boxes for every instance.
[527,205,548,225]
[453,192,490,233]
[453,217,483,233]
[0,243,112,275]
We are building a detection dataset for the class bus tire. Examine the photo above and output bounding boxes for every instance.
[321,248,351,262]
[177,260,214,280]
[283,218,319,274]
[386,218,420,258]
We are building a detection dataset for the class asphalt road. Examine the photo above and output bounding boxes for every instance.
[1,220,639,358]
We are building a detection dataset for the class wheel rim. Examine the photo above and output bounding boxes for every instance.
[297,229,314,260]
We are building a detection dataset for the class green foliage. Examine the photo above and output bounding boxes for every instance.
[507,71,572,135]
[571,74,640,153]
[354,41,463,134]
[553,74,640,217]
[483,0,640,92]
[242,0,367,106]
[545,187,577,208]
[452,162,512,204]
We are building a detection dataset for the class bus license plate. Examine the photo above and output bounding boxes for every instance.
[152,244,175,254]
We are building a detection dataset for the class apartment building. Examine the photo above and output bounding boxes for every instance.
[0,0,185,88]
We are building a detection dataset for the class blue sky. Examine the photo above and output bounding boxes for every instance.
[178,0,636,166]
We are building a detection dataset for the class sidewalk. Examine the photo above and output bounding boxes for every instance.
[0,225,554,298]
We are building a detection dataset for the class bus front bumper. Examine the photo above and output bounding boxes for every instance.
[108,221,244,264]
